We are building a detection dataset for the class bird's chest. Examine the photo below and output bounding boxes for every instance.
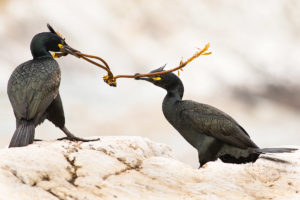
[162,101,209,149]
[163,102,190,130]
[12,59,60,84]
[30,60,60,81]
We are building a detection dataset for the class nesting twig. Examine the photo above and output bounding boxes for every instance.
[103,43,211,86]
[53,43,211,87]
[75,52,113,76]
[53,50,116,85]
[116,43,211,79]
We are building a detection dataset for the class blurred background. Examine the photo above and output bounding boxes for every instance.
[0,0,299,168]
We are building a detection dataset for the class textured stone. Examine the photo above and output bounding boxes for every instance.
[0,137,299,200]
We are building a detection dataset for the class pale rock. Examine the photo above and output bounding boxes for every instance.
[0,136,299,200]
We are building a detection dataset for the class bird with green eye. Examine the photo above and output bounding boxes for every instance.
[7,24,99,147]
[135,66,296,167]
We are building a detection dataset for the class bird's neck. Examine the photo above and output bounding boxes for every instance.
[165,80,184,101]
[32,49,52,59]
[162,86,183,126]
[163,82,184,113]
[165,88,183,102]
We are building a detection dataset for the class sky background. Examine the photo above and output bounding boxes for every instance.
[0,0,300,168]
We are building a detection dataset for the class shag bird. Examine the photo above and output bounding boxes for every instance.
[135,66,296,167]
[7,24,98,148]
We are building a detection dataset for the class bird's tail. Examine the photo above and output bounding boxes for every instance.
[9,122,35,148]
[255,147,297,164]
[259,156,291,164]
[258,148,297,154]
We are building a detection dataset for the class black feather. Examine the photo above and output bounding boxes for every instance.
[47,23,56,34]
[135,68,298,167]
[258,148,297,154]
[151,64,167,73]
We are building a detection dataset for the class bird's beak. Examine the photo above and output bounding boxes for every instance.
[62,44,80,58]
[134,73,153,82]
[136,77,152,81]
[58,43,80,58]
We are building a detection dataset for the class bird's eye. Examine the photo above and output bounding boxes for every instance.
[152,77,161,81]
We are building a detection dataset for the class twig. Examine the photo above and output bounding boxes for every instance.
[53,43,211,87]
[75,53,114,77]
[75,52,111,70]
[102,43,211,86]
[113,43,211,80]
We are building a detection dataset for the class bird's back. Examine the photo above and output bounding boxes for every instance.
[7,57,61,123]
[164,99,258,149]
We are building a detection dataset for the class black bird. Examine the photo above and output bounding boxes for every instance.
[7,24,98,148]
[135,66,296,167]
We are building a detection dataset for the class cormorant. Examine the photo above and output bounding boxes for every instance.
[7,24,99,148]
[135,67,296,167]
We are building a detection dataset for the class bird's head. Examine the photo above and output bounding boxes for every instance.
[30,24,79,59]
[135,65,183,92]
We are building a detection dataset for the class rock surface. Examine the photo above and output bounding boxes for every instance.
[0,136,299,200]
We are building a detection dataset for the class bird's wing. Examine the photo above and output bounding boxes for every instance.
[179,100,258,149]
[8,60,61,121]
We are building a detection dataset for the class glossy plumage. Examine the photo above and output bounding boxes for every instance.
[7,25,98,147]
[136,67,296,167]
[8,58,60,124]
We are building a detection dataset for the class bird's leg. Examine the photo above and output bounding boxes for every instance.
[34,139,43,141]
[57,127,100,142]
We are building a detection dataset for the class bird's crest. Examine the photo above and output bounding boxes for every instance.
[47,24,65,40]
[151,64,166,73]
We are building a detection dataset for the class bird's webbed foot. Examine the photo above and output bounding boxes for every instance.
[57,136,100,142]
[57,127,100,142]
